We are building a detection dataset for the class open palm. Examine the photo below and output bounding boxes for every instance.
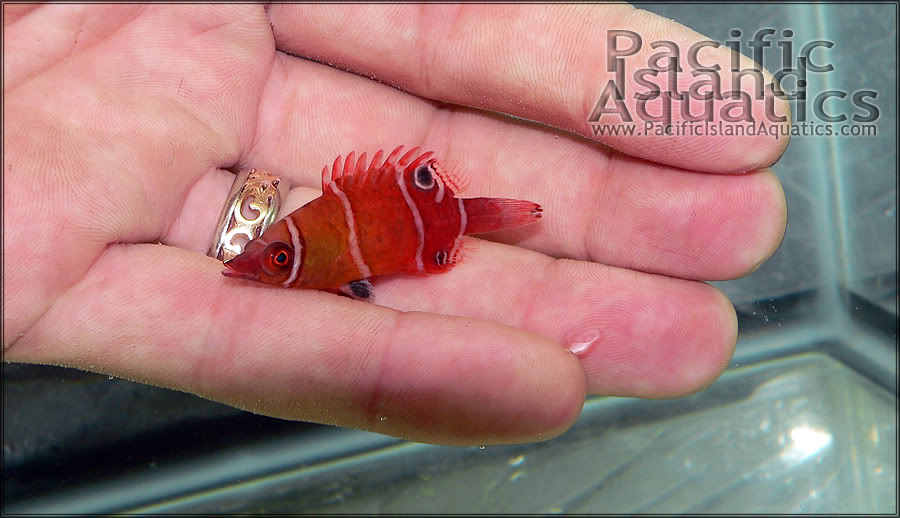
[3,4,788,445]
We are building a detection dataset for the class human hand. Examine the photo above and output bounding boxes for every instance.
[3,4,788,445]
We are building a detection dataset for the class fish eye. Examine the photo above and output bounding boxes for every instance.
[413,165,435,190]
[266,243,293,272]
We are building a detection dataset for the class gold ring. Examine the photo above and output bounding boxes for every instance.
[209,168,289,262]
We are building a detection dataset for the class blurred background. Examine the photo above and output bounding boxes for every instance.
[4,3,896,514]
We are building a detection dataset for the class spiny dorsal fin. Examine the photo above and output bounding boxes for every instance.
[321,145,438,193]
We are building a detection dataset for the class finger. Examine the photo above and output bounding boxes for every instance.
[3,4,144,90]
[3,5,273,347]
[265,4,791,173]
[3,244,587,446]
[168,181,736,398]
[6,3,274,243]
[238,53,786,281]
[371,240,738,398]
[2,4,43,28]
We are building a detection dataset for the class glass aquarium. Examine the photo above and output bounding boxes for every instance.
[4,3,896,514]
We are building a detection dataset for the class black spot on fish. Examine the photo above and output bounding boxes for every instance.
[414,165,434,190]
[349,280,373,300]
[435,250,448,266]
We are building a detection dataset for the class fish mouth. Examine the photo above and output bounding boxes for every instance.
[222,268,252,280]
[222,258,259,282]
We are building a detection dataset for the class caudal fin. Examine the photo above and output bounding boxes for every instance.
[462,198,543,235]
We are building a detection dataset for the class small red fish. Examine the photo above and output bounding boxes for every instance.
[222,145,542,300]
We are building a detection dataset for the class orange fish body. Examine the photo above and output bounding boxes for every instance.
[223,145,542,300]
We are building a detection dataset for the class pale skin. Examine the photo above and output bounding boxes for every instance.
[4,4,789,445]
